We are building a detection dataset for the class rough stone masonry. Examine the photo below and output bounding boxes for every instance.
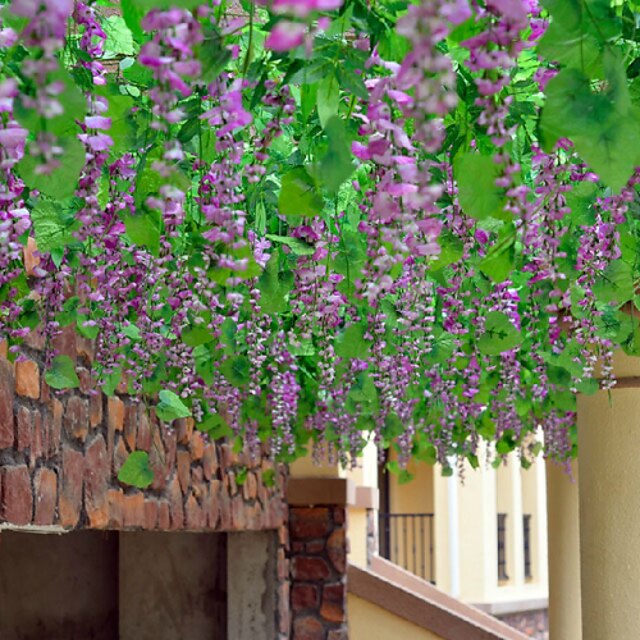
[0,328,352,640]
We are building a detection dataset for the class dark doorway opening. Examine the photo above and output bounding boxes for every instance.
[0,530,227,640]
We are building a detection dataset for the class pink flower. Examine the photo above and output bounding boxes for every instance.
[78,133,113,151]
[441,0,472,25]
[85,116,112,130]
[0,126,27,150]
[265,21,306,52]
[486,0,528,23]
[272,0,343,17]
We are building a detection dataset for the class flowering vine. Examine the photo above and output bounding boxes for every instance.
[1,0,639,478]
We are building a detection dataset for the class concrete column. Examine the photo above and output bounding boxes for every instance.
[546,460,581,640]
[227,532,277,640]
[456,445,498,603]
[509,453,525,588]
[578,354,640,640]
[533,453,549,590]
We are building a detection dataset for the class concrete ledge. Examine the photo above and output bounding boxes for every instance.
[286,477,355,507]
[473,598,549,617]
[354,486,379,510]
[0,524,68,534]
[349,557,529,640]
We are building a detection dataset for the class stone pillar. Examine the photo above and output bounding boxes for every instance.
[289,506,348,640]
[287,475,353,640]
[578,353,640,640]
[546,460,581,640]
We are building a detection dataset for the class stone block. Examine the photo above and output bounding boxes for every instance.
[16,406,32,451]
[1,465,32,525]
[123,492,145,528]
[144,499,158,530]
[320,583,346,623]
[327,528,347,574]
[107,488,124,528]
[292,584,319,612]
[59,447,84,528]
[107,396,124,432]
[189,431,205,461]
[33,467,57,526]
[123,403,138,451]
[49,398,63,454]
[203,443,218,480]
[292,557,331,581]
[0,357,14,449]
[292,616,324,640]
[85,435,109,528]
[63,395,89,442]
[177,450,191,495]
[14,359,39,399]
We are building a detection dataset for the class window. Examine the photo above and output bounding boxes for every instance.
[497,513,508,581]
[523,514,533,580]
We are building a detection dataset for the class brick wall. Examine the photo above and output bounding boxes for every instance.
[289,506,348,640]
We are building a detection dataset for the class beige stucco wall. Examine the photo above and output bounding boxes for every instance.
[349,508,369,568]
[457,452,499,603]
[577,360,640,640]
[348,594,444,640]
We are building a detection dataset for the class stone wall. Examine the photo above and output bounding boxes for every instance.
[0,335,292,637]
[0,336,287,533]
[498,608,549,640]
[289,506,348,640]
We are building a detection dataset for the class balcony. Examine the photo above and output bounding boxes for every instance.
[378,512,435,584]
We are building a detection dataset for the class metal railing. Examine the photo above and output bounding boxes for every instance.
[497,513,509,581]
[378,512,435,583]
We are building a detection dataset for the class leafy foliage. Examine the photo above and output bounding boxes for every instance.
[2,0,640,471]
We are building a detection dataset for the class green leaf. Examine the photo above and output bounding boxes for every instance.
[454,153,507,220]
[428,331,455,364]
[15,68,85,137]
[18,137,85,200]
[117,451,154,489]
[477,312,522,355]
[538,17,600,74]
[104,15,136,57]
[124,210,161,256]
[431,232,464,270]
[316,72,340,129]
[278,167,325,217]
[266,235,315,256]
[199,27,232,83]
[574,116,640,193]
[335,323,370,359]
[30,199,78,252]
[317,116,354,193]
[121,0,145,42]
[182,324,213,347]
[102,94,135,156]
[539,68,608,150]
[479,226,516,282]
[593,260,635,305]
[156,390,192,422]
[258,254,293,314]
[45,355,80,390]
[220,356,251,388]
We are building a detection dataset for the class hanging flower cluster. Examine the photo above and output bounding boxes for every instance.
[1,0,639,474]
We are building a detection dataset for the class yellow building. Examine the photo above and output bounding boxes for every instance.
[345,440,549,638]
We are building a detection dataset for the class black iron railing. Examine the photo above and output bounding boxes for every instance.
[523,514,532,580]
[379,512,435,583]
[497,513,509,581]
